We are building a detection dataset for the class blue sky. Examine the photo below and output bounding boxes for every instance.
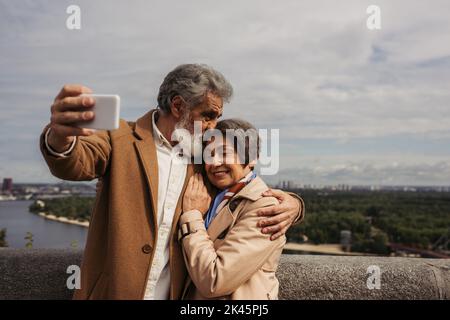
[1,0,449,185]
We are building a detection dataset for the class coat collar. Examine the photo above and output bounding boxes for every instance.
[133,109,160,226]
[232,176,268,201]
[134,109,157,141]
[206,176,268,241]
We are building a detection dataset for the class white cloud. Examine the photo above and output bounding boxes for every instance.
[265,160,450,186]
[0,0,449,183]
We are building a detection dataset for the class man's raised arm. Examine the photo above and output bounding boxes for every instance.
[40,84,111,181]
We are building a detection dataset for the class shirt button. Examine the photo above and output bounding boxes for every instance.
[142,244,152,254]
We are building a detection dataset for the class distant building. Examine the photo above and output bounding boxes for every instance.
[2,178,13,193]
[340,230,352,252]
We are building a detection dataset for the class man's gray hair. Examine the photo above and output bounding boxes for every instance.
[157,64,233,113]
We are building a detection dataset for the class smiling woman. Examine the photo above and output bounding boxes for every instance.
[204,119,260,189]
[179,118,292,300]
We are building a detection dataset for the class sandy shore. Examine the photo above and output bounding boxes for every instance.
[38,212,89,228]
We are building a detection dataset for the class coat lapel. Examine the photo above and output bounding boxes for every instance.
[133,110,159,227]
[172,164,195,232]
[169,163,198,299]
[206,205,235,242]
[206,177,266,242]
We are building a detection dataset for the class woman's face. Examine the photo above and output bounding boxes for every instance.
[205,139,251,190]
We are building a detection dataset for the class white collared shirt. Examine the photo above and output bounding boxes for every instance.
[144,111,187,300]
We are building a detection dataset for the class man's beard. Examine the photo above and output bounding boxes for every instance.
[172,111,203,159]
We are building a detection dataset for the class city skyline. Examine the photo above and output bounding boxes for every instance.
[2,176,450,190]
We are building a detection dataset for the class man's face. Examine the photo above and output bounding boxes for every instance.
[186,92,223,133]
[173,92,223,159]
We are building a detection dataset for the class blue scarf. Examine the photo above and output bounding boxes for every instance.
[204,171,256,229]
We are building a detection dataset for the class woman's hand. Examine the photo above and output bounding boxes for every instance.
[183,173,212,214]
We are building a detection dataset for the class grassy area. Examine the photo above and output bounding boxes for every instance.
[287,189,450,254]
[29,196,95,222]
[28,190,450,255]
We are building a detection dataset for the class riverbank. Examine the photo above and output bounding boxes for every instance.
[0,201,88,248]
[38,212,89,228]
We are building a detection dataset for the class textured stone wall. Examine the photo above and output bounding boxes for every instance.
[0,249,448,300]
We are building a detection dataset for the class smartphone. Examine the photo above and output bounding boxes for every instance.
[77,94,120,130]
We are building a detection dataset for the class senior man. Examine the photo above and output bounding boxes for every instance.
[40,64,305,300]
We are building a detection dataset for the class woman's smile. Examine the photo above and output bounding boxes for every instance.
[211,167,230,179]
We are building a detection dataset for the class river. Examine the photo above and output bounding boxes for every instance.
[0,200,87,249]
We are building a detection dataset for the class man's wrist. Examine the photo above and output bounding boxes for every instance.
[44,127,77,158]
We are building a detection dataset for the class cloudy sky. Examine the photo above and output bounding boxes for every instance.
[1,0,449,185]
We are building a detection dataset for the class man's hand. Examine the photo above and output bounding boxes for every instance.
[48,84,97,152]
[258,189,300,241]
[183,173,212,214]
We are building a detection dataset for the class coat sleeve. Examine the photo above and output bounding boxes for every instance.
[39,124,112,181]
[180,197,285,298]
[286,191,305,225]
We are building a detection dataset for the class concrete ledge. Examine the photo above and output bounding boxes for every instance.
[277,254,449,300]
[0,249,81,300]
[0,249,448,300]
